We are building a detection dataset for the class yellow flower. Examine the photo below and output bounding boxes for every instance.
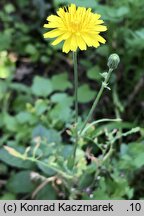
[43,4,107,53]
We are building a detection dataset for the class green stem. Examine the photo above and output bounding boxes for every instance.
[80,68,113,134]
[102,143,114,163]
[80,118,121,136]
[72,51,78,167]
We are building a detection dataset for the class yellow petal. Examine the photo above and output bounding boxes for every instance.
[63,37,72,53]
[77,7,87,17]
[43,23,55,28]
[43,29,63,38]
[52,35,64,45]
[57,8,65,17]
[45,15,64,28]
[92,40,100,48]
[81,33,93,47]
[95,20,104,25]
[83,33,100,48]
[95,25,107,32]
[70,35,77,51]
[43,23,63,29]
[52,32,71,46]
[86,8,92,13]
[47,15,61,22]
[97,35,106,44]
[76,35,87,50]
[69,4,76,14]
[95,14,101,19]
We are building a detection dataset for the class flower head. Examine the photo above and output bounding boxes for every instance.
[43,4,107,53]
[107,53,120,70]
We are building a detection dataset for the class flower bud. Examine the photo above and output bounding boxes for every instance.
[107,53,120,70]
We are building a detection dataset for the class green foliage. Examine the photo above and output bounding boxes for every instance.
[87,66,102,81]
[51,73,72,91]
[32,76,53,97]
[51,93,73,107]
[0,148,33,169]
[78,84,96,103]
[0,193,16,200]
[36,185,57,200]
[54,0,96,8]
[7,171,36,194]
[32,125,62,144]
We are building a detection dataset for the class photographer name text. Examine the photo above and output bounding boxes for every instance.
[2,202,114,213]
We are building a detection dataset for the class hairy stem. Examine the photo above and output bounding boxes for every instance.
[80,68,113,134]
[72,51,79,168]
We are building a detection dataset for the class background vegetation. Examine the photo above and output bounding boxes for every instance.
[0,0,144,200]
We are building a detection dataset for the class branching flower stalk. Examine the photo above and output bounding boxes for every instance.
[80,118,121,136]
[97,127,140,175]
[80,54,120,135]
[72,55,120,166]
